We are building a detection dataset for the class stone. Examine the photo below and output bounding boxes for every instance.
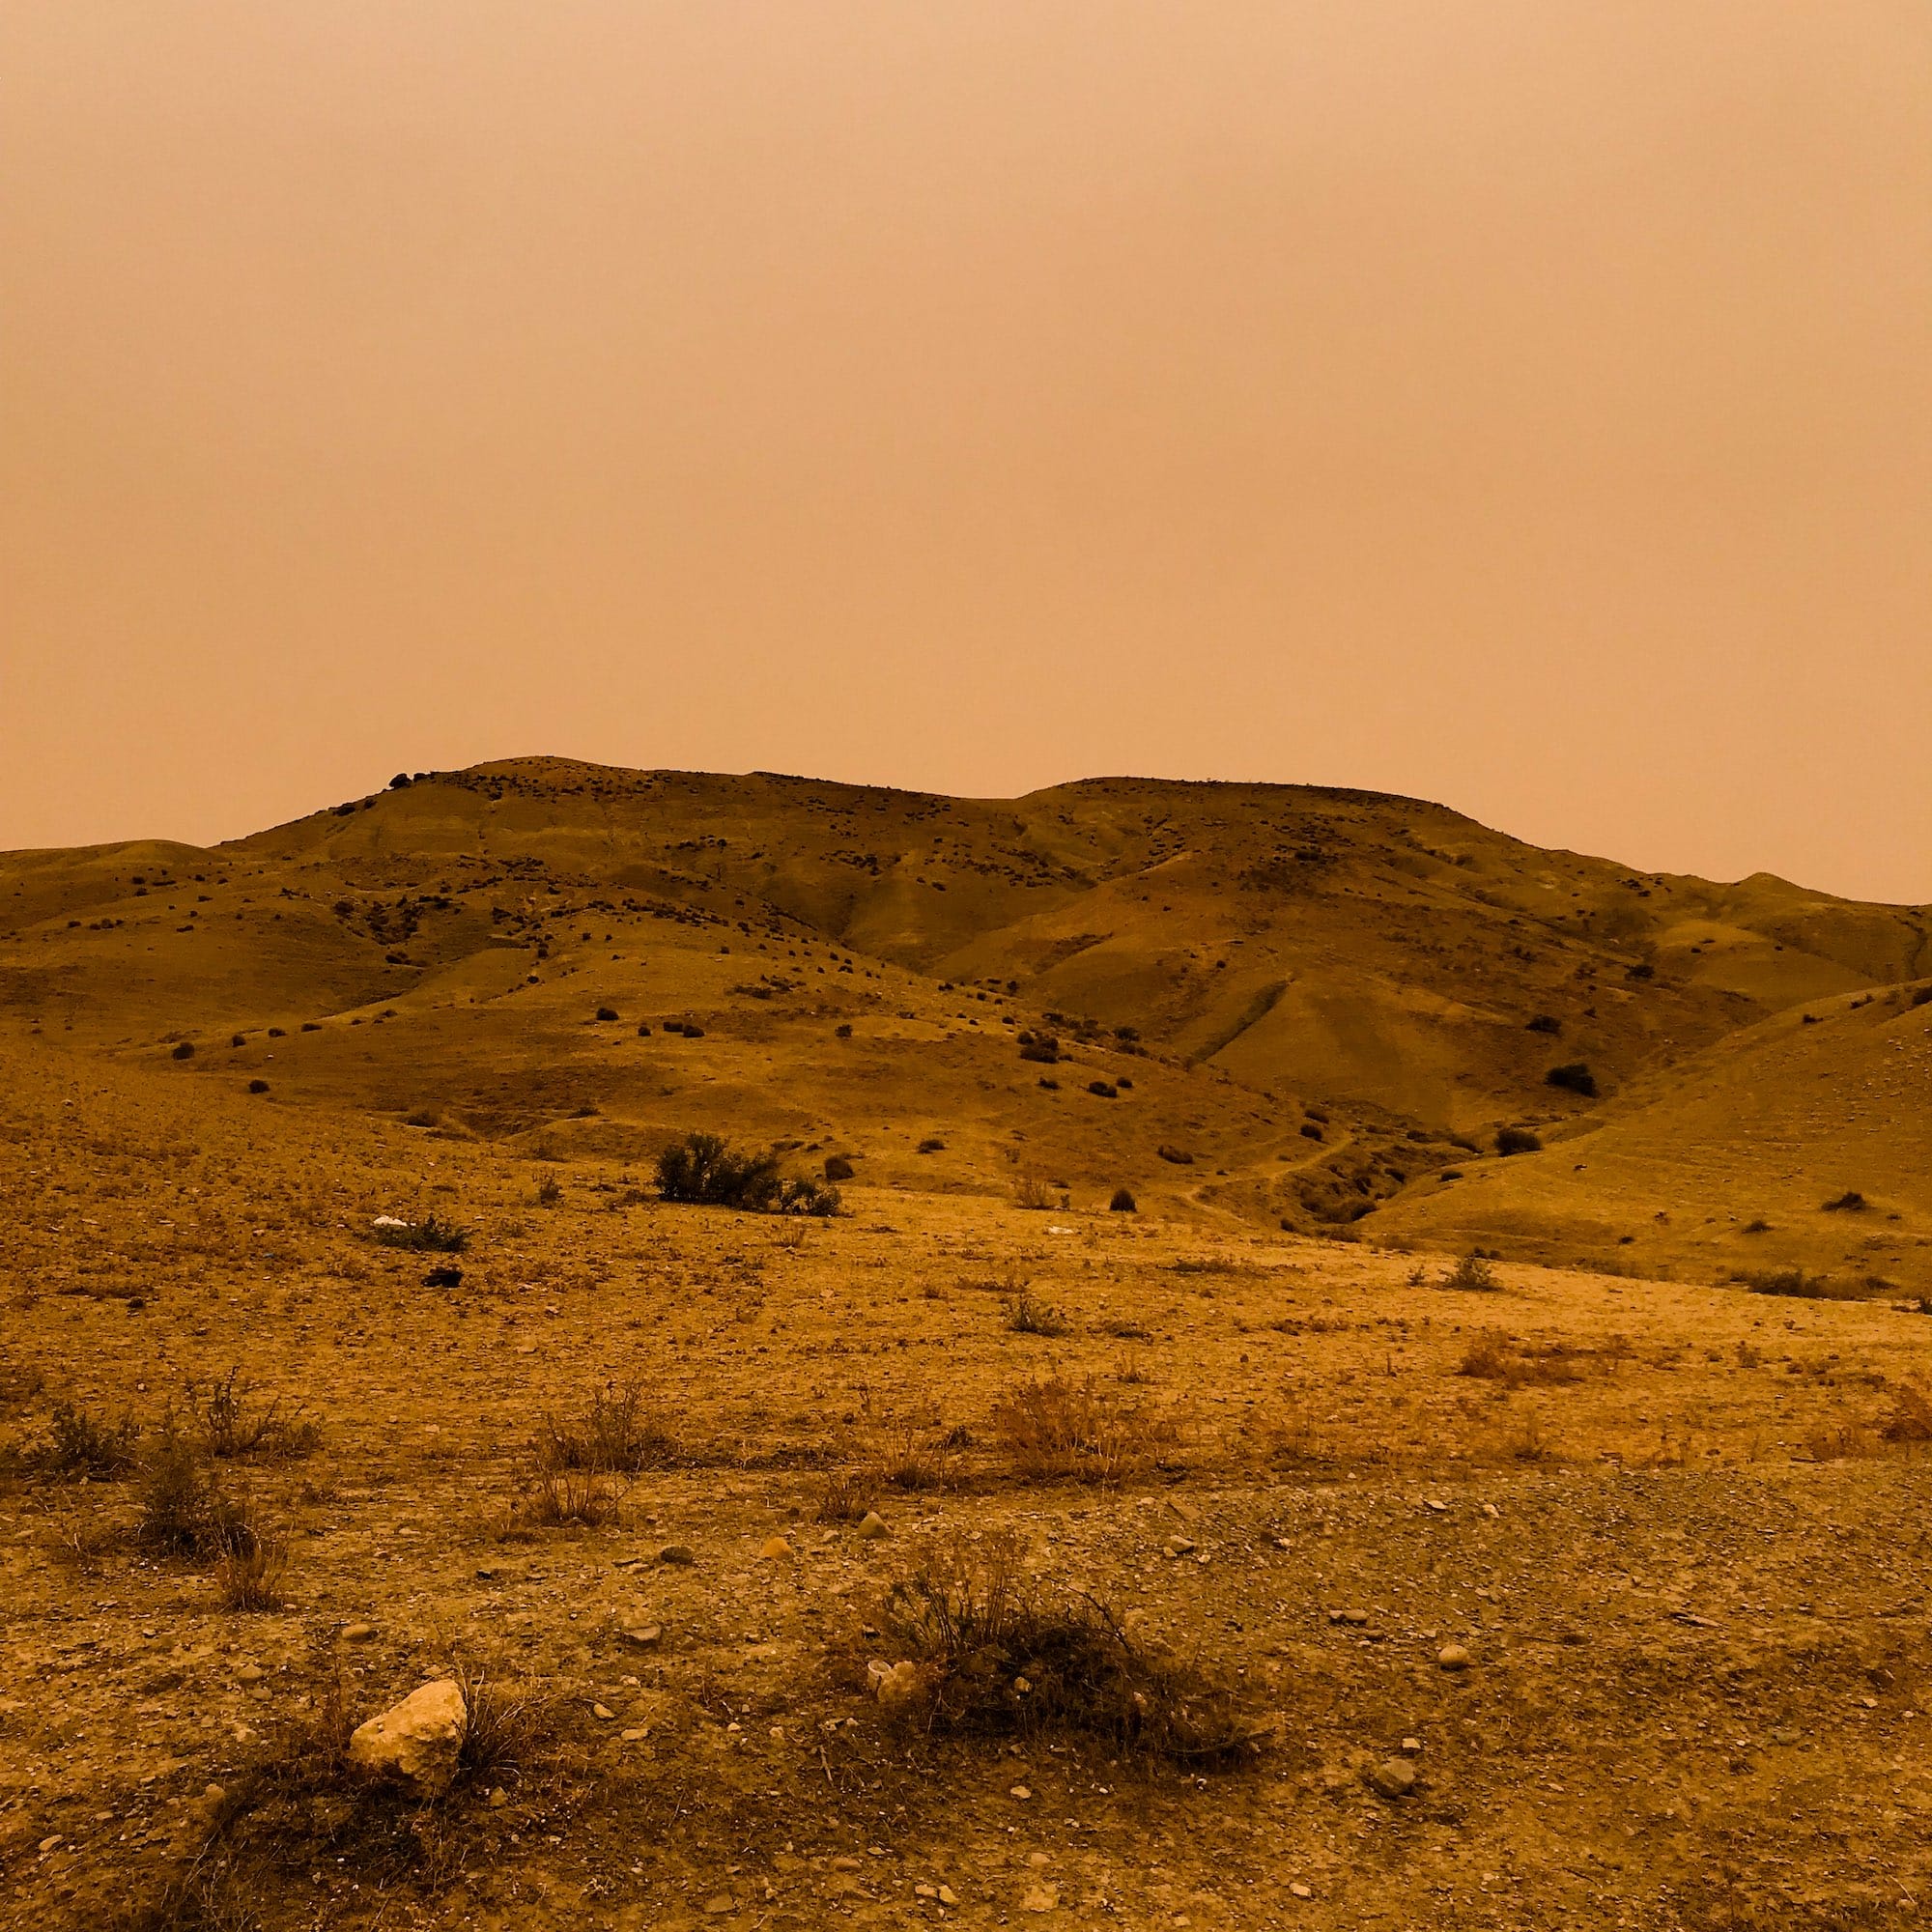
[347,1678,468,1797]
[1330,1607,1370,1627]
[1022,1883,1059,1912]
[234,1664,265,1685]
[857,1511,890,1540]
[938,1886,959,1906]
[759,1535,792,1560]
[659,1544,696,1566]
[342,1621,376,1643]
[867,1659,925,1708]
[1437,1642,1472,1670]
[592,1703,615,1719]
[619,1624,663,1649]
[1368,1758,1418,1799]
[1164,1537,1196,1557]
[1290,1883,1312,1899]
[1401,1736,1422,1754]
[488,1786,508,1807]
[1009,1784,1032,1800]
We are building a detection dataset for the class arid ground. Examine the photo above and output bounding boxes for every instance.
[4,765,1930,1931]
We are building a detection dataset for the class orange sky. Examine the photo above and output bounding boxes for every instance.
[3,3,1927,900]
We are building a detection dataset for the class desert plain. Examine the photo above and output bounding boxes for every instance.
[3,761,1930,1932]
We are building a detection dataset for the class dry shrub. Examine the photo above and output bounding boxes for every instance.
[372,1214,470,1253]
[535,1380,682,1473]
[1804,1421,1875,1463]
[817,1468,883,1521]
[1439,1253,1502,1293]
[135,1434,261,1558]
[517,1465,626,1528]
[127,1658,576,1932]
[1880,1382,1932,1445]
[870,1532,1261,1765]
[1013,1171,1055,1210]
[1457,1332,1597,1388]
[1736,1268,1866,1302]
[1005,1288,1071,1337]
[879,1420,952,1492]
[215,1535,289,1612]
[185,1369,319,1460]
[24,1401,140,1478]
[991,1376,1177,1486]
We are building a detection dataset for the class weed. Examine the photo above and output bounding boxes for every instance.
[185,1369,319,1460]
[517,1465,627,1529]
[818,1468,884,1521]
[535,1380,682,1474]
[1880,1382,1932,1445]
[869,1532,1260,1763]
[215,1534,289,1612]
[1439,1253,1502,1293]
[372,1215,471,1254]
[1013,1171,1055,1210]
[991,1376,1177,1486]
[26,1401,140,1478]
[655,1132,838,1215]
[536,1174,563,1208]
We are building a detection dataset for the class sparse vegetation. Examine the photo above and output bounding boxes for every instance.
[990,1375,1176,1485]
[655,1132,838,1215]
[24,1401,140,1478]
[870,1532,1259,1762]
[1439,1253,1502,1293]
[1005,1287,1071,1337]
[372,1214,471,1253]
[534,1380,683,1473]
[185,1368,319,1459]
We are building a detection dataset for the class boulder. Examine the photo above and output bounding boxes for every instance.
[348,1678,468,1797]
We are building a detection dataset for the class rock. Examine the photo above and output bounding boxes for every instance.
[342,1621,376,1643]
[1290,1882,1312,1898]
[867,1660,926,1708]
[234,1664,265,1685]
[1401,1736,1422,1754]
[1164,1536,1196,1557]
[1022,1883,1059,1912]
[857,1511,889,1540]
[621,1726,648,1742]
[619,1624,663,1649]
[592,1703,615,1719]
[1330,1607,1370,1627]
[704,1894,734,1916]
[938,1886,959,1906]
[659,1544,696,1566]
[758,1535,792,1560]
[1009,1783,1032,1800]
[1368,1758,1418,1799]
[488,1786,508,1807]
[1437,1642,1472,1670]
[347,1678,468,1797]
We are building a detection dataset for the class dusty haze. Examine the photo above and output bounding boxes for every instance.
[3,2,1927,899]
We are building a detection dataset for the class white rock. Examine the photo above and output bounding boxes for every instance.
[348,1678,468,1797]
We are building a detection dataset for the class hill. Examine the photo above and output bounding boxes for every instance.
[1,757,1925,1252]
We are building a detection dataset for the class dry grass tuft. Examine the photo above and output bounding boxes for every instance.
[535,1379,683,1473]
[214,1533,289,1612]
[991,1375,1178,1486]
[867,1532,1263,1765]
[516,1464,627,1529]
[1005,1287,1071,1337]
[185,1369,320,1460]
[1880,1381,1932,1445]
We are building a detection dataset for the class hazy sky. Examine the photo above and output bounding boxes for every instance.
[4,4,1927,900]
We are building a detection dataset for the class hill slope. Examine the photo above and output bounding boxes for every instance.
[1,757,1924,1253]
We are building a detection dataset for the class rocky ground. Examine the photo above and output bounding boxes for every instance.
[5,1039,1932,1931]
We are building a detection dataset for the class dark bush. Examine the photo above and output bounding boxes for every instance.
[1494,1125,1543,1156]
[1299,1122,1322,1141]
[1526,1013,1562,1035]
[835,1023,853,1038]
[389,773,412,788]
[1109,1187,1137,1212]
[656,1133,838,1216]
[1017,1032,1060,1064]
[1911,985,1932,1009]
[247,1079,270,1094]
[594,1007,618,1023]
[824,1154,856,1182]
[1822,1191,1869,1213]
[171,1041,195,1061]
[872,1532,1257,1763]
[636,1022,652,1036]
[1088,1080,1118,1098]
[1546,1063,1598,1098]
